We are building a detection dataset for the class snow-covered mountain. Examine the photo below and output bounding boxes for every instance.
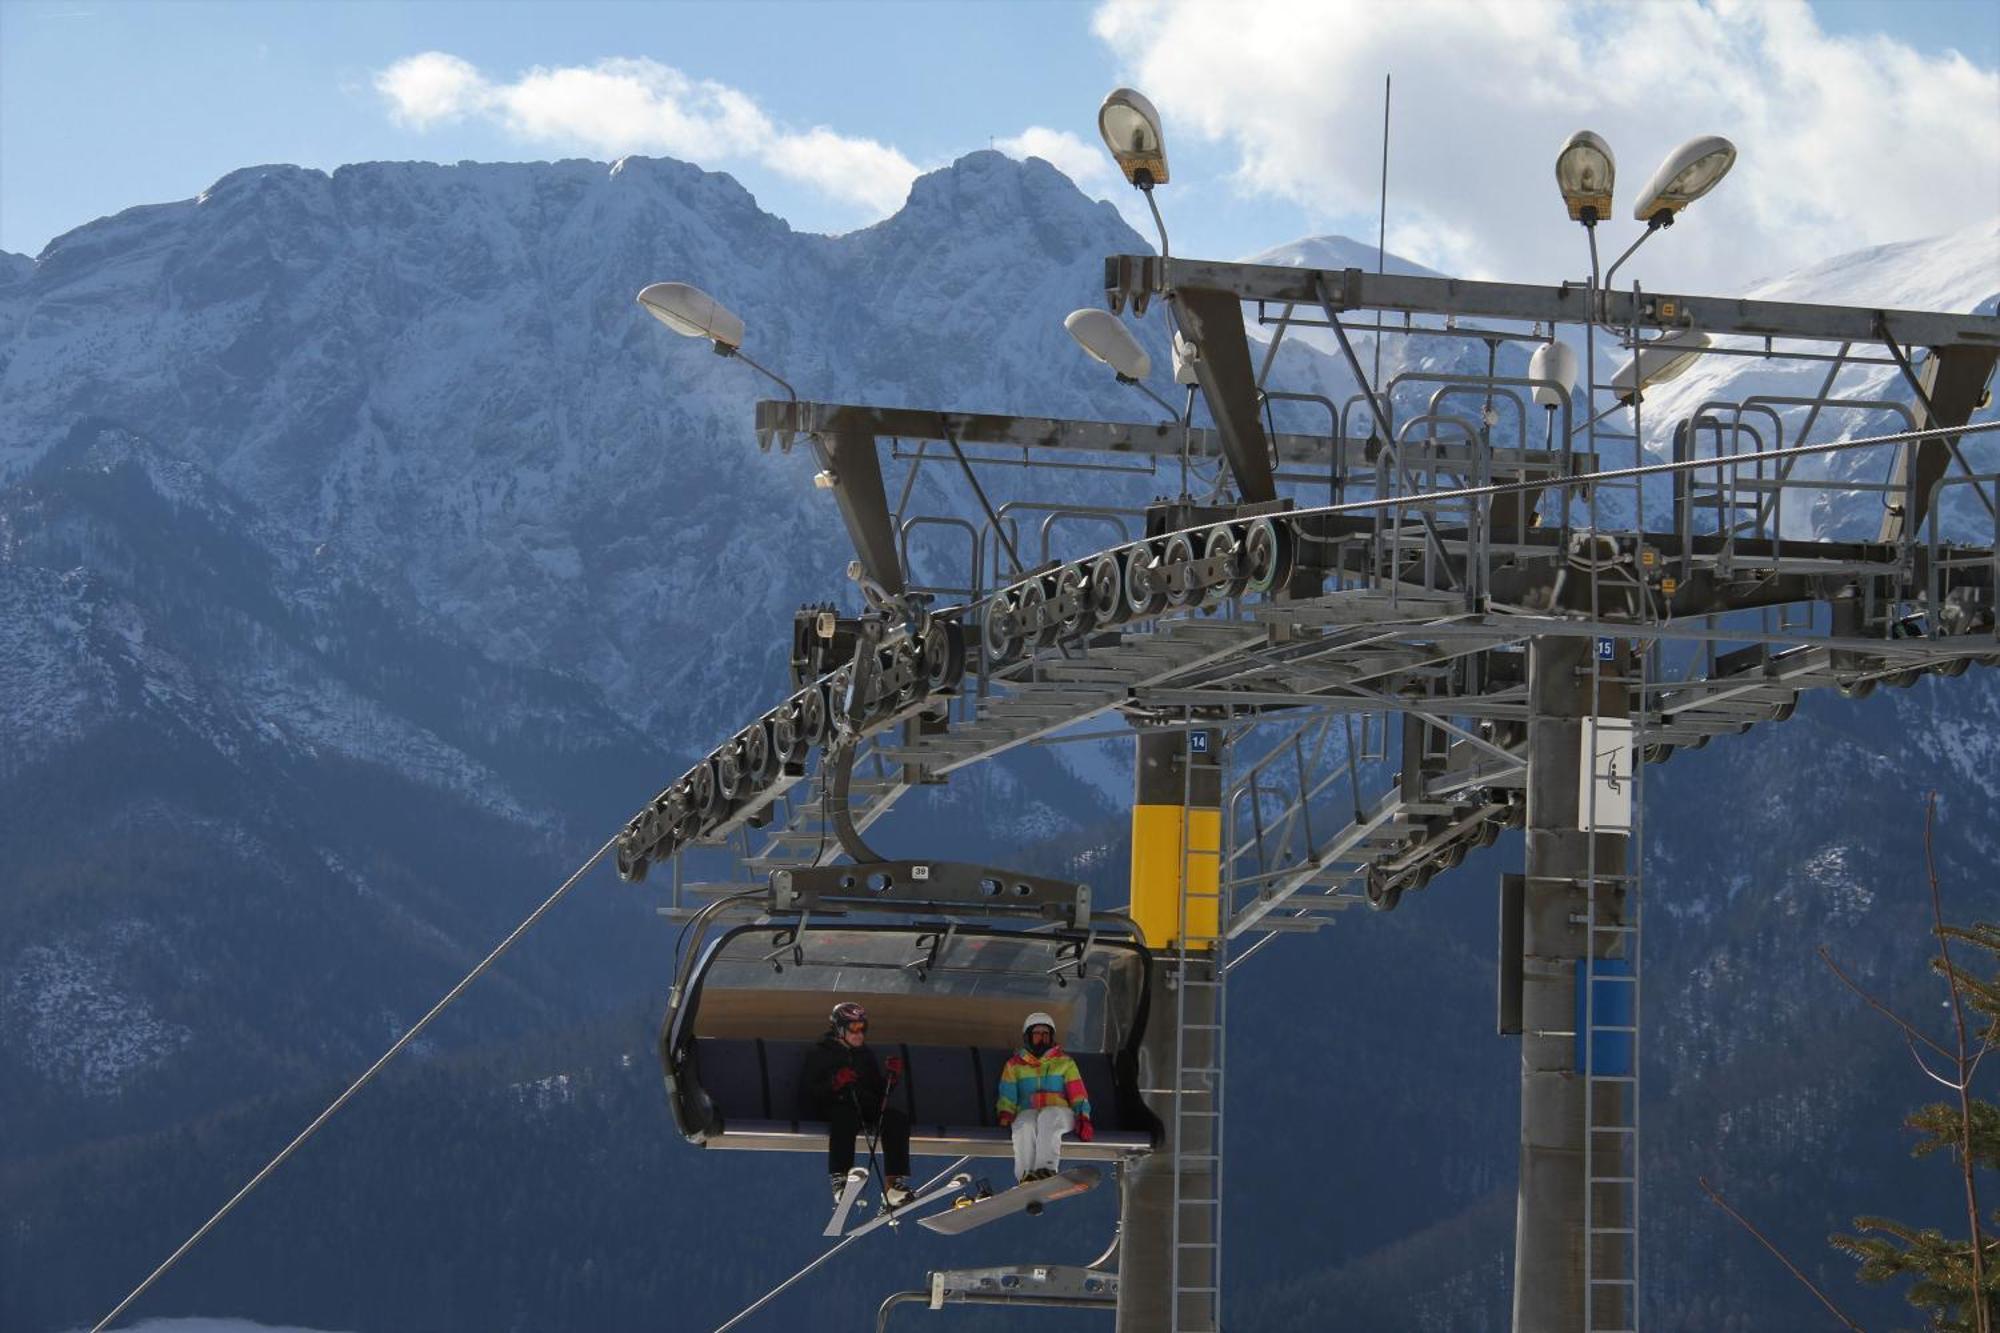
[3,153,1997,1332]
[1632,218,2000,539]
[0,153,1166,1143]
[0,153,1182,749]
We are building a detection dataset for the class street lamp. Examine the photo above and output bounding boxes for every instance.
[1557,133,1738,313]
[1632,135,1736,226]
[1065,308,1180,421]
[1098,87,1172,260]
[635,281,795,404]
[1555,131,1616,225]
[1610,328,1711,405]
[1098,88,1168,189]
[637,281,745,349]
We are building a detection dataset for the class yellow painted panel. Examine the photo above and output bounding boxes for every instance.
[1129,804,1222,950]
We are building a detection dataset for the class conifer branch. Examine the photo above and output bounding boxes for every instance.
[1820,945,1954,1058]
[1924,790,1990,1333]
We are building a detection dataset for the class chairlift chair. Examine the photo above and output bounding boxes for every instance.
[661,920,1162,1159]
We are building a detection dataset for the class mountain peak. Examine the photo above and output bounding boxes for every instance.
[1245,234,1442,279]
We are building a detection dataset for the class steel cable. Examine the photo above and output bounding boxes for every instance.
[711,1155,975,1333]
[90,833,621,1333]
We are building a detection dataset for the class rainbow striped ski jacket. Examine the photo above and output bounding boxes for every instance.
[995,1045,1092,1120]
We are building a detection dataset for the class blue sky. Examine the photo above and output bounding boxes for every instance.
[3,0,1996,289]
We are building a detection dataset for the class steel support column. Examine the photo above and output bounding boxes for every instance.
[1515,636,1630,1332]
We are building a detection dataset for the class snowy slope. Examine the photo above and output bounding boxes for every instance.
[1616,218,2000,538]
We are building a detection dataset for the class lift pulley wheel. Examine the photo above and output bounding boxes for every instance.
[1241,518,1284,594]
[1205,526,1243,602]
[687,758,719,816]
[1088,553,1126,627]
[1124,542,1167,616]
[1056,565,1093,639]
[981,592,1021,666]
[1017,578,1056,649]
[715,740,747,800]
[1163,533,1200,609]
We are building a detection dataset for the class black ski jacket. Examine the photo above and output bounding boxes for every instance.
[800,1033,893,1120]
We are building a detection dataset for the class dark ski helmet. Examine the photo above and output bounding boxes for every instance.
[830,1000,869,1031]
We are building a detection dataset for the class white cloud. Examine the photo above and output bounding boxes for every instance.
[1092,0,2000,288]
[376,51,486,128]
[373,53,919,216]
[995,127,1116,189]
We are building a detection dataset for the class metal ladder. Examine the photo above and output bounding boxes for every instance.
[1171,713,1227,1332]
[1580,327,1648,1332]
[1579,660,1644,1333]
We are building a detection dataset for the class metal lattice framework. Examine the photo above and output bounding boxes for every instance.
[623,250,2000,1333]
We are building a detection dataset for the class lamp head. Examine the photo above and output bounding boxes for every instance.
[1610,328,1712,405]
[1528,339,1580,409]
[1555,130,1616,225]
[1098,88,1169,189]
[1064,308,1152,381]
[1632,135,1736,225]
[636,282,746,351]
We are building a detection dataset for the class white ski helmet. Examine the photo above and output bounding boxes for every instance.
[1022,1011,1058,1041]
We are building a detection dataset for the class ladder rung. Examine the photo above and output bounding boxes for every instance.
[1589,1226,1636,1235]
[1588,1073,1639,1084]
[1591,1175,1637,1184]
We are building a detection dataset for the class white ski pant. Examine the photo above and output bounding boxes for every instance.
[1010,1105,1074,1180]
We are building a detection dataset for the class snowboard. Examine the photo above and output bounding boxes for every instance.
[917,1166,1102,1235]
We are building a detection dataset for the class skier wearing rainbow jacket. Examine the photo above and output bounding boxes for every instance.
[995,1011,1095,1184]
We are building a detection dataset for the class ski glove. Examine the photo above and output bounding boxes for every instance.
[997,1111,1015,1129]
[884,1056,905,1077]
[1075,1116,1094,1142]
[831,1067,859,1092]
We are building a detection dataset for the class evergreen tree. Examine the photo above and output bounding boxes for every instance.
[1833,922,2000,1331]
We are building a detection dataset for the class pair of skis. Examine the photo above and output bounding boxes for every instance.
[824,1166,973,1238]
[824,1164,1102,1238]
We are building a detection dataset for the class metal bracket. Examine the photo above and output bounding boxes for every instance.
[928,1264,1118,1309]
[769,861,1093,925]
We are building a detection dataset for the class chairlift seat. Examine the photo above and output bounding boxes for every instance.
[689,1037,1151,1157]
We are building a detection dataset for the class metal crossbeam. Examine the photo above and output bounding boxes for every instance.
[1109,256,2000,350]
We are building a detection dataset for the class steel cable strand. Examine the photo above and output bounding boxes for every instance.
[711,1155,975,1333]
[90,833,622,1333]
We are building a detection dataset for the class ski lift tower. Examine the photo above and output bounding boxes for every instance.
[619,96,2000,1333]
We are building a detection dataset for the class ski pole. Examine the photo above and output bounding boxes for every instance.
[849,1085,886,1193]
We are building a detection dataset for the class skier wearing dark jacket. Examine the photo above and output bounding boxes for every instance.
[801,1000,911,1206]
